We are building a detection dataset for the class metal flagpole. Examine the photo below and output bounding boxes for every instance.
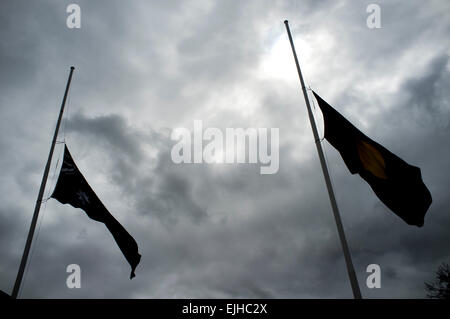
[12,66,75,299]
[284,20,362,299]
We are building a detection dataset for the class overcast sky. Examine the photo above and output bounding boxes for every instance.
[0,0,449,299]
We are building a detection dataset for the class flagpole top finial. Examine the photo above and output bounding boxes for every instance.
[284,20,289,24]
[70,66,75,70]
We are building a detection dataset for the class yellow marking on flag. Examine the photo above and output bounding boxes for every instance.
[357,140,388,179]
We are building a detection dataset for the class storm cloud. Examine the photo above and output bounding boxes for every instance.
[0,0,449,298]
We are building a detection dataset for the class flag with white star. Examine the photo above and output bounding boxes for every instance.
[51,145,141,279]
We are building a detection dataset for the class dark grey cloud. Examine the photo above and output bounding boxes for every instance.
[0,0,449,299]
[67,113,143,160]
[403,54,449,122]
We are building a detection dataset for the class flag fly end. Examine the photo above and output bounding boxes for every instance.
[52,145,142,280]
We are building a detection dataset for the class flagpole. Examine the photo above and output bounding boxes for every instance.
[11,66,75,299]
[284,20,362,299]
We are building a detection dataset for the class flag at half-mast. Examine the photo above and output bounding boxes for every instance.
[51,145,141,278]
[312,91,432,227]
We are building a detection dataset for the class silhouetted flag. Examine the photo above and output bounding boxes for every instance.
[51,145,141,278]
[313,91,432,227]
